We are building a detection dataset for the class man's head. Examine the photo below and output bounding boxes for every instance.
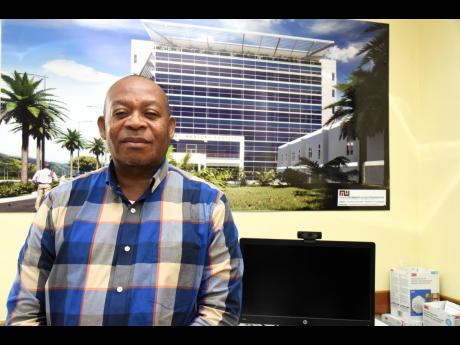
[44,163,50,168]
[98,75,176,170]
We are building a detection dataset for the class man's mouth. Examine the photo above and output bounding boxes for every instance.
[121,137,150,144]
[121,137,151,147]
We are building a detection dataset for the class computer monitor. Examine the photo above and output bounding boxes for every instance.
[239,238,375,326]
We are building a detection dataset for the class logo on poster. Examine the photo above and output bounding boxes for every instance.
[338,190,350,197]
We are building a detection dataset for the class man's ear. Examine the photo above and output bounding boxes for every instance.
[97,116,106,140]
[168,116,176,140]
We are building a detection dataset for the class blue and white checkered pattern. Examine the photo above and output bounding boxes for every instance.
[6,160,243,326]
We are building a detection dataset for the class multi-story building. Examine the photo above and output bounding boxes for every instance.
[277,118,385,185]
[132,20,336,177]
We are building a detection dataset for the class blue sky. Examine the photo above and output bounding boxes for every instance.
[1,19,380,163]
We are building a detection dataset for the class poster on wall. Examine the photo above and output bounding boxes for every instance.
[0,19,389,212]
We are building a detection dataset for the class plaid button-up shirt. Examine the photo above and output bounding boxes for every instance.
[6,160,244,326]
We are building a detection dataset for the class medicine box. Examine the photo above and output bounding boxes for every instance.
[390,267,440,321]
[422,301,460,326]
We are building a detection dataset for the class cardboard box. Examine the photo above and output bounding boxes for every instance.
[390,267,440,322]
[381,313,423,326]
[423,301,460,326]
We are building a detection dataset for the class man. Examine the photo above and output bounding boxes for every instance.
[31,162,58,211]
[6,75,244,326]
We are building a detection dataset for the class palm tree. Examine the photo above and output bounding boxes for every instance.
[10,111,66,171]
[323,23,389,185]
[56,128,87,178]
[324,71,369,184]
[0,71,66,183]
[178,152,194,172]
[32,109,67,170]
[166,144,178,166]
[87,138,106,169]
[297,156,358,183]
[357,23,389,186]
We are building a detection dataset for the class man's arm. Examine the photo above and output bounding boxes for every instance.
[6,196,55,326]
[191,192,244,326]
[32,171,39,184]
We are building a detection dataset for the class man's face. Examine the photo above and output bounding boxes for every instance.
[98,77,176,169]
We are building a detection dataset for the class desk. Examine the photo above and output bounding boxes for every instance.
[240,318,388,326]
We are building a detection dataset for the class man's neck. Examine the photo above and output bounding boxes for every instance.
[112,160,160,201]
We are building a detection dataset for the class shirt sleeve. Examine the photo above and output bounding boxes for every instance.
[6,194,56,326]
[191,192,244,326]
[32,171,38,183]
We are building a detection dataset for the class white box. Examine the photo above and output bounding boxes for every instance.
[381,313,423,326]
[423,301,460,326]
[390,267,440,322]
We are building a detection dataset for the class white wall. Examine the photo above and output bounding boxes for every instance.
[320,58,337,125]
[130,39,155,75]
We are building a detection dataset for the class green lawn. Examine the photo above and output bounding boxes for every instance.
[225,185,328,211]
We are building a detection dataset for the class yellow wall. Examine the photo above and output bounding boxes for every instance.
[1,19,459,322]
[412,20,460,299]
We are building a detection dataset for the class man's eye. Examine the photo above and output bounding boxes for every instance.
[145,112,158,118]
[114,111,128,117]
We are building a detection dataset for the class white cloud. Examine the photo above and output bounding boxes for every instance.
[10,19,146,34]
[71,19,145,34]
[42,59,119,84]
[326,44,363,63]
[308,19,361,35]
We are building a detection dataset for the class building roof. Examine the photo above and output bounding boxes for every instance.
[141,20,335,60]
[278,116,348,149]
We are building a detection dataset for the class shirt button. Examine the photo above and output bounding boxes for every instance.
[124,246,131,252]
[130,208,136,214]
[116,286,123,293]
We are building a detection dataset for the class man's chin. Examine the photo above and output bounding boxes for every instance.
[114,156,161,169]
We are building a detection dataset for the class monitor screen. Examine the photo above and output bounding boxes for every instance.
[239,238,375,326]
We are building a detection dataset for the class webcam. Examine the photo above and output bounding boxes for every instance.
[297,231,322,241]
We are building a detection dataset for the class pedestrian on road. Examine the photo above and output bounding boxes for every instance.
[31,163,58,211]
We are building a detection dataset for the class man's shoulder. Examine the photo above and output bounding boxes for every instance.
[48,167,108,205]
[167,165,223,196]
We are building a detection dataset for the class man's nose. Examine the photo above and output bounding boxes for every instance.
[125,111,146,129]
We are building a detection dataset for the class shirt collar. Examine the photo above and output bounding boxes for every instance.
[105,159,169,199]
[150,158,169,193]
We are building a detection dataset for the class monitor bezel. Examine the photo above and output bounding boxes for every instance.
[239,238,376,326]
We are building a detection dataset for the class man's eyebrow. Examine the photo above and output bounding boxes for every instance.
[111,100,131,108]
[111,100,159,107]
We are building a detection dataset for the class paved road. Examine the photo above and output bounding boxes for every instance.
[0,198,36,213]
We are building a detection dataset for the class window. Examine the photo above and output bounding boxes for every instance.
[318,144,321,159]
[308,147,312,158]
[346,141,354,155]
[332,72,335,81]
[332,89,335,97]
[134,54,137,64]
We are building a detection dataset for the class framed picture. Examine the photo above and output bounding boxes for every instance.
[1,19,389,212]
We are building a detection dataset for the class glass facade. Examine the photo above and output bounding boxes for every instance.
[149,47,324,176]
